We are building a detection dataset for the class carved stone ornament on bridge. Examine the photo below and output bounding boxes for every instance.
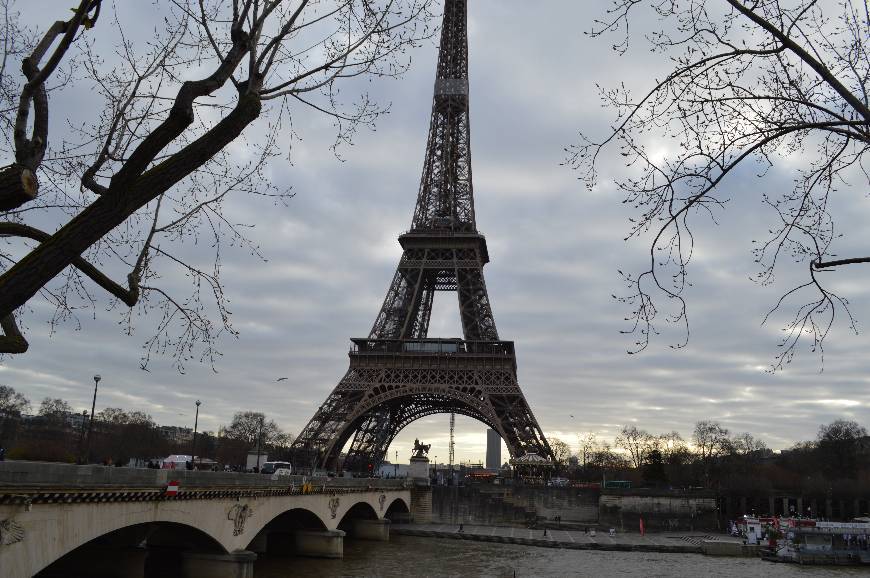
[328,496,340,519]
[227,503,253,536]
[379,494,386,512]
[0,519,25,546]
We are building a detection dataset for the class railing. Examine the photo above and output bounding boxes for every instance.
[0,461,409,492]
[350,338,514,357]
[400,229,483,238]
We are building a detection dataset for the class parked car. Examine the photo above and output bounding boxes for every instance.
[260,461,292,475]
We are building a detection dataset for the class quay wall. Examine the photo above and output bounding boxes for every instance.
[430,486,719,531]
[598,492,718,532]
[431,486,598,526]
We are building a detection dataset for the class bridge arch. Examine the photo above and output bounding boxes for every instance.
[247,506,328,538]
[337,501,379,530]
[244,506,329,555]
[35,520,226,577]
[384,497,411,522]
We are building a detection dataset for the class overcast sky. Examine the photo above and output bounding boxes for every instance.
[3,1,869,465]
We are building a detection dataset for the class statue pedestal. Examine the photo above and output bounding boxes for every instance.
[409,456,429,480]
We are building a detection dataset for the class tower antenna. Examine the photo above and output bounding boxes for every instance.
[449,412,455,471]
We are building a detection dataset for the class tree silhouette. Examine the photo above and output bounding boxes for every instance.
[574,0,870,369]
[0,0,436,369]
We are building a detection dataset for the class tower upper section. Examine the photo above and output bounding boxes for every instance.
[410,0,476,233]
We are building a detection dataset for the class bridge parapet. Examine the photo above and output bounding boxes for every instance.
[0,462,414,578]
[0,460,409,490]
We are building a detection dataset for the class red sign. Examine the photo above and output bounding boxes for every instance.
[165,480,180,497]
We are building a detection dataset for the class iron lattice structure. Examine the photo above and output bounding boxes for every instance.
[291,0,553,473]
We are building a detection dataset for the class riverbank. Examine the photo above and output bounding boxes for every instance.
[391,523,743,554]
[259,535,870,578]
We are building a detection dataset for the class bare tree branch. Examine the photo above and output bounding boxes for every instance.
[574,0,870,369]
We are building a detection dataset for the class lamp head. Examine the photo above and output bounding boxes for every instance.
[93,374,101,384]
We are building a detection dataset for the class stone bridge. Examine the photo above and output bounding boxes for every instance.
[0,462,421,578]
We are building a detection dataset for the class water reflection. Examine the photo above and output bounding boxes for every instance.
[256,535,867,577]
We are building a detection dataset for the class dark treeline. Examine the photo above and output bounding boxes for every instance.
[0,385,294,468]
[551,419,869,501]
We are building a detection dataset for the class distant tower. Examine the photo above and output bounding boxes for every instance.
[486,429,501,471]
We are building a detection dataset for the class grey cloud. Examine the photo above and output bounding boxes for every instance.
[5,1,869,463]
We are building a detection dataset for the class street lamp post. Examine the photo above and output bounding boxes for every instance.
[191,400,201,469]
[255,415,264,472]
[84,374,101,463]
[77,410,88,463]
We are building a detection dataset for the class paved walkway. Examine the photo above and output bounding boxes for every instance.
[392,523,742,554]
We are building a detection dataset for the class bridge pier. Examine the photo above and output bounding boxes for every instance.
[351,518,390,541]
[388,511,411,523]
[181,550,256,578]
[411,485,432,524]
[294,529,345,559]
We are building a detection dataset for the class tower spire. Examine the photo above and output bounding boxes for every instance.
[412,0,475,232]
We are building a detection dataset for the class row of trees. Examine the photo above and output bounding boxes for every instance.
[0,385,294,466]
[547,418,868,491]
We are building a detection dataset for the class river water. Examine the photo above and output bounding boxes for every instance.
[256,535,867,577]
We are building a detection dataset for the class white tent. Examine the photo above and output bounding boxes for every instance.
[161,454,194,469]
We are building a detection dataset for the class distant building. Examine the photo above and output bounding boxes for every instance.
[378,461,409,478]
[246,451,268,471]
[486,428,501,470]
[158,425,193,444]
[65,411,88,430]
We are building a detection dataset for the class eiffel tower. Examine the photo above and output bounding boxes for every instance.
[291,0,553,473]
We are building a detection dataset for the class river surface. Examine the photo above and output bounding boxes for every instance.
[255,535,867,577]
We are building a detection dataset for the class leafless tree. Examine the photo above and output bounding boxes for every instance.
[729,431,768,456]
[656,430,689,463]
[0,0,435,369]
[572,0,870,369]
[223,410,284,447]
[0,383,28,414]
[615,424,654,468]
[576,431,598,467]
[587,441,631,471]
[96,407,153,426]
[548,436,573,466]
[692,419,732,483]
[37,397,71,421]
